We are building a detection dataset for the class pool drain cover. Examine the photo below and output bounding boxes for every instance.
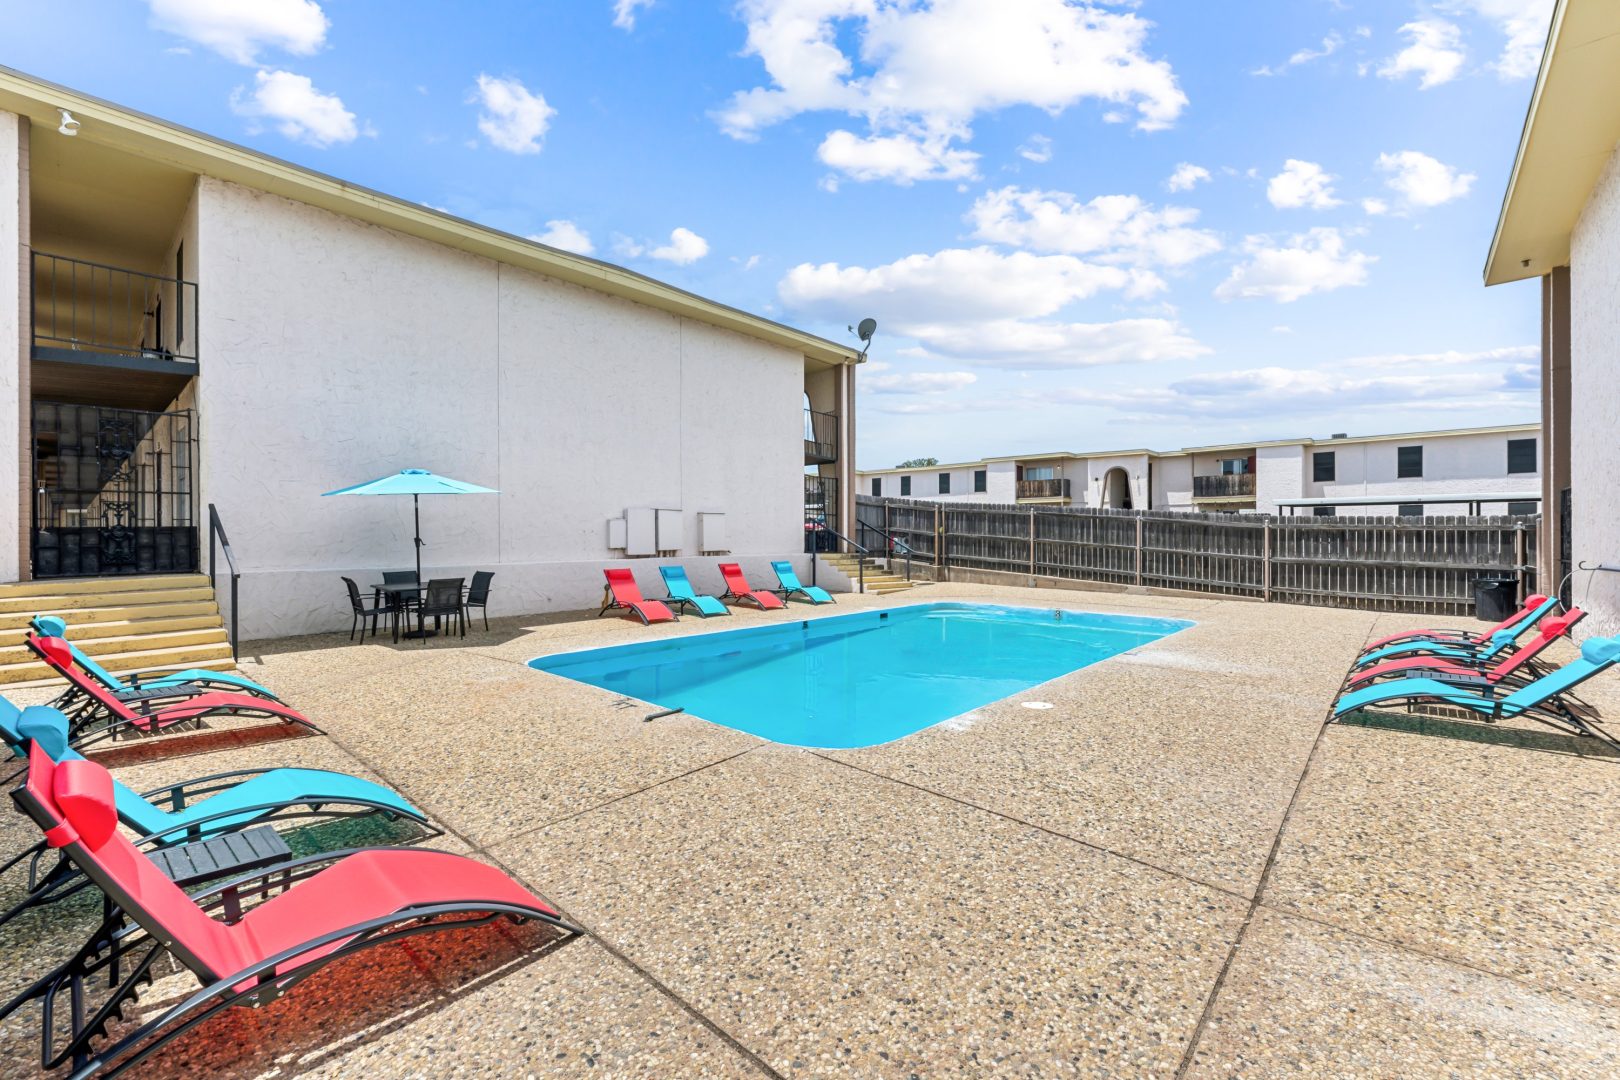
[1021,701,1055,710]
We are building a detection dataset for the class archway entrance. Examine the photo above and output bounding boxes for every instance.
[1102,467,1133,510]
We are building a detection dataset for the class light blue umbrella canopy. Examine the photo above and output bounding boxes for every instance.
[322,468,499,581]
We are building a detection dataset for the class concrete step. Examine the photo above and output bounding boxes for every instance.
[0,600,220,631]
[0,586,217,615]
[0,654,239,691]
[0,627,228,667]
[0,612,223,647]
[0,574,209,600]
[0,640,236,686]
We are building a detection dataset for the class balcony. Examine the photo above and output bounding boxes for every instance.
[1016,478,1070,500]
[1193,473,1256,499]
[31,250,198,365]
[804,408,838,465]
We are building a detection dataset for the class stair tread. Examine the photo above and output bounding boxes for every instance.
[0,640,235,673]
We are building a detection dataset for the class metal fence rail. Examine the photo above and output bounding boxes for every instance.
[857,495,1538,615]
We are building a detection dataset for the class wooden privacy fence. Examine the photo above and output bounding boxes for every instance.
[855,495,1539,616]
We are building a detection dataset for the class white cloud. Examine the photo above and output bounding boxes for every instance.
[1049,347,1536,421]
[1266,159,1341,210]
[1254,32,1343,76]
[148,0,327,64]
[230,70,359,147]
[1361,197,1389,216]
[865,371,979,393]
[715,0,1186,183]
[780,246,1201,370]
[1018,134,1053,164]
[1215,228,1375,303]
[471,74,555,154]
[1445,0,1553,79]
[613,0,656,30]
[529,219,595,256]
[817,129,979,184]
[1378,20,1466,89]
[649,227,710,265]
[1375,149,1476,210]
[1166,163,1210,192]
[966,187,1221,268]
[1344,344,1538,368]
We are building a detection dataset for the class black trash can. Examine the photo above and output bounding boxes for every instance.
[1473,576,1518,622]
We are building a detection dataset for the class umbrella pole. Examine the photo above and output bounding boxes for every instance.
[414,494,423,583]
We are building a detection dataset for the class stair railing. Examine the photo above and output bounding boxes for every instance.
[857,521,913,582]
[808,522,867,594]
[207,504,240,659]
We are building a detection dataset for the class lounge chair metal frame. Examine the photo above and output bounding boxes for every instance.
[29,617,284,705]
[716,563,785,610]
[598,570,677,626]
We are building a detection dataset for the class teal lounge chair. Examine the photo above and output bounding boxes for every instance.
[1352,594,1561,668]
[771,561,835,605]
[0,699,431,929]
[1333,634,1620,742]
[659,566,730,618]
[30,615,281,701]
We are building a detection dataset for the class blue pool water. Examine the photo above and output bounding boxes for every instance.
[530,602,1191,749]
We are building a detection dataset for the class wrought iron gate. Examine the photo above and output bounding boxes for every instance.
[1559,486,1572,610]
[804,474,838,553]
[31,402,198,578]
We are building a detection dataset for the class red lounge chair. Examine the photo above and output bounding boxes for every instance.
[718,563,786,610]
[1358,593,1553,655]
[1346,609,1586,690]
[598,568,677,625]
[26,635,321,748]
[0,746,576,1077]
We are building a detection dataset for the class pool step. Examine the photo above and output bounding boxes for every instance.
[819,554,919,595]
[0,573,238,686]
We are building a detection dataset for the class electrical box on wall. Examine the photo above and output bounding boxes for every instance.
[655,509,683,555]
[625,507,656,556]
[607,517,628,550]
[698,512,727,554]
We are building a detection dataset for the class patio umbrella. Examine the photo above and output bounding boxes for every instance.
[321,468,499,583]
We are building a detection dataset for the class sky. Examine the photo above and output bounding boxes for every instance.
[2,0,1552,469]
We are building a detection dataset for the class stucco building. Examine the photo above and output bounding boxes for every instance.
[859,424,1542,517]
[0,68,859,649]
[1486,0,1620,634]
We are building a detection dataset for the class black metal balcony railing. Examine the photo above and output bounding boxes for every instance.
[1194,473,1256,499]
[804,408,838,465]
[1017,478,1070,500]
[31,251,198,364]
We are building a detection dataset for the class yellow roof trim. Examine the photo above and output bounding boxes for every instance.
[0,66,861,366]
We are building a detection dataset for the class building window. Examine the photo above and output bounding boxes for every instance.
[1397,445,1423,478]
[1219,457,1249,475]
[974,469,987,493]
[1312,505,1335,517]
[871,478,881,497]
[1508,500,1537,516]
[900,476,911,497]
[1507,438,1537,474]
[1313,451,1335,482]
[1023,465,1057,481]
[938,472,951,494]
[1398,503,1423,517]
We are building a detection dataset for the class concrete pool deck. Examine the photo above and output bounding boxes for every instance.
[2,583,1618,1077]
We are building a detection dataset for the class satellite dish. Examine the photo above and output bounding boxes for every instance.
[857,317,877,342]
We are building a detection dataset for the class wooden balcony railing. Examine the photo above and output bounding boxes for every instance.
[1016,478,1070,500]
[1194,473,1256,498]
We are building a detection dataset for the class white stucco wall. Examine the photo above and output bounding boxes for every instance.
[194,178,811,638]
[1303,431,1538,513]
[0,111,21,583]
[1570,141,1620,636]
[1254,445,1303,515]
[1080,454,1150,509]
[1151,457,1192,510]
[862,464,993,502]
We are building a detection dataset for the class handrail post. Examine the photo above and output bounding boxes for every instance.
[208,504,241,660]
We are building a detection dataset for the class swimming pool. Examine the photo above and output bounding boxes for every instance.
[531,602,1191,749]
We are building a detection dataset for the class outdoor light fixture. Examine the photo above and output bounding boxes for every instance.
[57,109,80,136]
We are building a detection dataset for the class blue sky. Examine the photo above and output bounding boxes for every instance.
[4,1,1550,468]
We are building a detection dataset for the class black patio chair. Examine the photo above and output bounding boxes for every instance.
[464,571,494,631]
[342,576,389,642]
[414,577,465,641]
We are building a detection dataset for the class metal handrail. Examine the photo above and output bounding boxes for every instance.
[208,504,240,659]
[808,522,867,594]
[858,520,913,581]
[30,250,199,363]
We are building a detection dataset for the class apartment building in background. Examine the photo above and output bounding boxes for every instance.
[859,424,1542,517]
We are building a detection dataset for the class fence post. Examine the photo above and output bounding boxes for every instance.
[934,503,943,574]
[1028,509,1036,578]
[1262,521,1272,603]
[1513,521,1527,604]
[1133,515,1143,586]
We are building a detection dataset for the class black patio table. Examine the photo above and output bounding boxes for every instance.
[369,580,468,641]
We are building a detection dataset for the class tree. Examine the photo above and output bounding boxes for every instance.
[895,457,939,468]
